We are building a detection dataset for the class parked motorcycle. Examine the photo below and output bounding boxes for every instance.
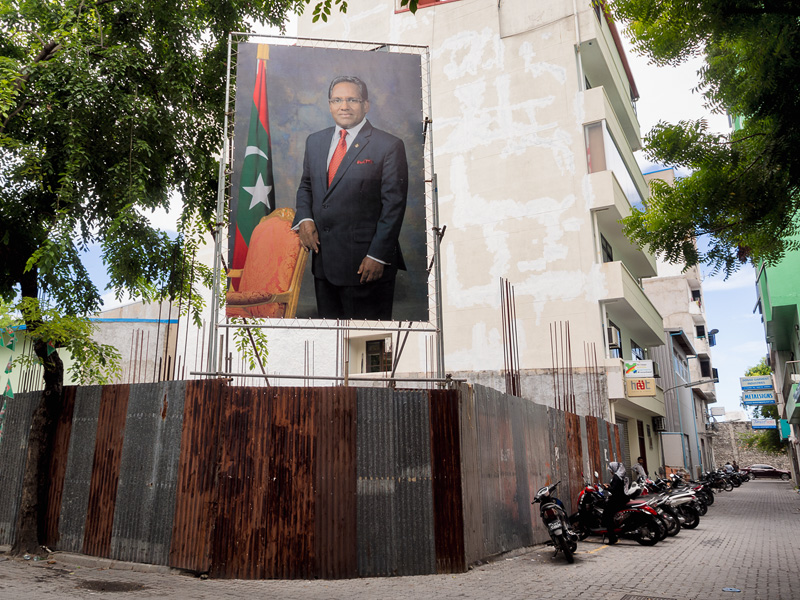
[533,481,578,563]
[570,478,661,546]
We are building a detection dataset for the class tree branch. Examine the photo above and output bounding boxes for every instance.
[0,41,62,133]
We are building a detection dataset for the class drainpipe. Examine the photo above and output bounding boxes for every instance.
[573,0,585,91]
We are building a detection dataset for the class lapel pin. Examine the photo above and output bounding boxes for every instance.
[355,143,359,148]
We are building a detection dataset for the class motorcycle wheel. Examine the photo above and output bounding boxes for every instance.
[660,508,681,536]
[701,489,714,506]
[635,516,660,546]
[653,515,668,542]
[679,505,700,529]
[731,477,741,487]
[558,535,575,563]
[724,480,734,492]
[695,498,708,517]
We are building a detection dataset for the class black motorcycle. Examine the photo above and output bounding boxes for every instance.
[533,481,578,563]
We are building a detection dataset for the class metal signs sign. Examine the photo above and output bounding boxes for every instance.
[739,376,773,390]
[709,406,726,417]
[626,378,656,397]
[624,360,654,378]
[741,389,776,405]
[752,418,777,430]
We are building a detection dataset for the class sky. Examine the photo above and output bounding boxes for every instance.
[89,12,769,420]
[619,38,767,421]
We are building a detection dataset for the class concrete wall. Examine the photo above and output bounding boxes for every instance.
[713,421,791,470]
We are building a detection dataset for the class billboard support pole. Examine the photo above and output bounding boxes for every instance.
[208,33,235,375]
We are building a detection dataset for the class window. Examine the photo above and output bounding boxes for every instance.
[631,340,646,361]
[696,325,706,338]
[585,121,643,207]
[608,321,622,359]
[691,289,702,307]
[700,359,712,379]
[366,340,392,373]
[601,234,613,263]
[673,349,689,382]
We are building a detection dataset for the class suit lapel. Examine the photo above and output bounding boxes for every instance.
[325,120,373,197]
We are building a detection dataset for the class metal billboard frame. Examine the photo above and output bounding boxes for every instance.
[206,33,444,383]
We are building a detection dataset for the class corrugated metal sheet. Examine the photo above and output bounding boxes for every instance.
[565,411,583,511]
[458,384,484,567]
[0,391,40,545]
[44,386,77,547]
[523,397,551,546]
[170,379,224,573]
[429,388,465,573]
[82,384,130,557]
[58,385,103,552]
[357,388,436,577]
[110,380,185,565]
[260,386,316,579]
[210,385,271,579]
[585,415,602,484]
[508,395,533,548]
[314,387,357,579]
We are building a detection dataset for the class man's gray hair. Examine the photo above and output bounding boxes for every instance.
[328,75,369,101]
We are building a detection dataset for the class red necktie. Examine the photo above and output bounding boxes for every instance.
[328,129,348,186]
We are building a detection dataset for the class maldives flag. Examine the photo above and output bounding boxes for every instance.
[230,44,275,290]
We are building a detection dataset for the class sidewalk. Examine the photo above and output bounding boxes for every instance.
[1,480,799,599]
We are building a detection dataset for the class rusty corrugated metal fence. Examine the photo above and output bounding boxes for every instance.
[0,381,620,578]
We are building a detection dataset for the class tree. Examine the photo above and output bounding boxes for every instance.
[739,358,786,454]
[1,0,362,557]
[609,1,800,277]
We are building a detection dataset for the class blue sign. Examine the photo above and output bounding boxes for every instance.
[752,418,777,430]
[742,389,776,405]
[740,376,773,391]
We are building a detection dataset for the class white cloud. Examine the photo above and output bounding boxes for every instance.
[140,191,182,234]
[702,266,757,293]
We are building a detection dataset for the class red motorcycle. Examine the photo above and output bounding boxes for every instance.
[570,478,661,546]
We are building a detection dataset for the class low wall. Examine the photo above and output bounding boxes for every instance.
[0,380,619,578]
[712,421,791,470]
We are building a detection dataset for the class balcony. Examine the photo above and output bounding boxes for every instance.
[600,261,665,348]
[787,384,800,424]
[590,170,657,280]
[579,9,641,151]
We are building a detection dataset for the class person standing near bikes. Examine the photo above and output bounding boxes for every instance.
[603,461,628,545]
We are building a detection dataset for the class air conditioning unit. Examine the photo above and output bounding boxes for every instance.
[607,327,622,350]
[652,416,667,432]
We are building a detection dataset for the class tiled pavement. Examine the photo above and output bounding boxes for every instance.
[1,479,798,599]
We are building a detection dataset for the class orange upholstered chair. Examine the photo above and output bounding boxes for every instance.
[225,208,308,319]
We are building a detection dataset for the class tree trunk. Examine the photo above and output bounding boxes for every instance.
[11,277,64,557]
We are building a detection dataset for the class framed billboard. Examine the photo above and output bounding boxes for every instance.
[225,42,429,323]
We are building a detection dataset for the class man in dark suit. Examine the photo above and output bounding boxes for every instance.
[294,75,408,320]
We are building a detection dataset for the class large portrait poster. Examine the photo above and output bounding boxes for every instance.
[226,43,428,322]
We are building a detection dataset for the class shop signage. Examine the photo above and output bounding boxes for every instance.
[739,376,773,390]
[752,418,777,430]
[741,389,776,405]
[626,378,656,397]
[624,360,654,378]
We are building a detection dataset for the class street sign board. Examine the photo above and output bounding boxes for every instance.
[626,378,656,397]
[740,376,773,390]
[741,389,776,405]
[752,418,777,429]
[710,406,726,417]
[624,360,654,378]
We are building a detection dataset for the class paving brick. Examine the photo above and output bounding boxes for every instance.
[1,480,799,599]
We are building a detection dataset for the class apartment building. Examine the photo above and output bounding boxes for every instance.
[292,0,665,422]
